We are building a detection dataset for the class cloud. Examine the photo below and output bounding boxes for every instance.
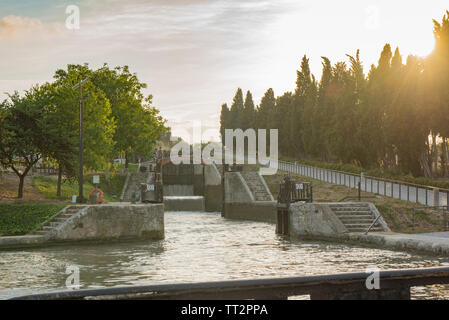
[0,0,306,141]
[0,15,65,37]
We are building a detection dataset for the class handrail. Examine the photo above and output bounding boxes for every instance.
[338,196,376,202]
[10,267,449,300]
[365,214,381,235]
[278,160,449,192]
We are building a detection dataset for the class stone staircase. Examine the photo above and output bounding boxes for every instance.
[328,203,385,233]
[240,172,274,201]
[122,172,150,202]
[30,206,86,237]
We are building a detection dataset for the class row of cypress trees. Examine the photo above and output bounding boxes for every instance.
[220,11,449,178]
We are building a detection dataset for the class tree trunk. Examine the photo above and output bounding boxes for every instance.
[57,165,63,197]
[441,137,448,178]
[12,163,34,199]
[125,151,129,169]
[420,148,432,178]
[18,174,25,199]
[431,133,438,177]
[105,162,110,181]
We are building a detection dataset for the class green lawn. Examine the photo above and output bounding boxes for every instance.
[32,174,126,202]
[116,163,139,173]
[0,203,66,236]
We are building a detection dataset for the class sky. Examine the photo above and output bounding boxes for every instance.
[0,0,447,142]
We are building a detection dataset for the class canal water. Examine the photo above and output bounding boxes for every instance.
[1,211,449,299]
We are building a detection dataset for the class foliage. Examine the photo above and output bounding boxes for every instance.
[0,203,66,236]
[0,85,63,197]
[0,62,168,198]
[220,11,449,180]
[90,64,168,162]
[32,175,124,202]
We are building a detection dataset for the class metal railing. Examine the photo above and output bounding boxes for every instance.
[278,178,313,205]
[11,267,449,300]
[279,161,449,207]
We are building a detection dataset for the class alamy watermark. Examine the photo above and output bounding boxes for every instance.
[65,265,80,290]
[170,122,278,175]
[365,265,380,290]
[65,5,80,30]
[365,5,380,30]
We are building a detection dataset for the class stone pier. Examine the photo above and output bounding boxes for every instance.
[0,203,164,249]
[223,171,276,223]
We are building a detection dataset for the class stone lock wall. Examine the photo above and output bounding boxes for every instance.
[50,204,164,242]
[204,163,223,212]
[288,203,347,238]
[223,171,277,223]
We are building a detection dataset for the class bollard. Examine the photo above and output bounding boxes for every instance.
[276,209,289,235]
[88,193,97,204]
[131,191,137,204]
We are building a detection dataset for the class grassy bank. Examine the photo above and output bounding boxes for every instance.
[280,157,449,190]
[0,202,66,236]
[264,171,446,234]
[32,174,126,202]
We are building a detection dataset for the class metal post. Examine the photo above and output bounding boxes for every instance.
[358,181,361,201]
[72,78,89,204]
[221,160,226,217]
[78,84,84,203]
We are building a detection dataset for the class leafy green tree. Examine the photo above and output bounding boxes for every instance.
[229,88,244,130]
[91,65,166,166]
[52,64,116,195]
[242,91,256,130]
[275,92,294,155]
[219,11,449,179]
[295,55,317,158]
[257,88,276,130]
[425,11,449,176]
[219,103,230,143]
[0,86,56,198]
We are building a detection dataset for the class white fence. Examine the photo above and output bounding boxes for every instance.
[278,161,449,207]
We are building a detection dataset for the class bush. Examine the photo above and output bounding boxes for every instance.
[0,203,66,236]
[32,174,126,202]
[85,173,126,199]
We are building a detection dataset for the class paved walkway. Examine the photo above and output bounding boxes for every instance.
[346,231,449,256]
[419,232,449,239]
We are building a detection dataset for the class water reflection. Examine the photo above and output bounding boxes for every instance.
[1,211,449,299]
